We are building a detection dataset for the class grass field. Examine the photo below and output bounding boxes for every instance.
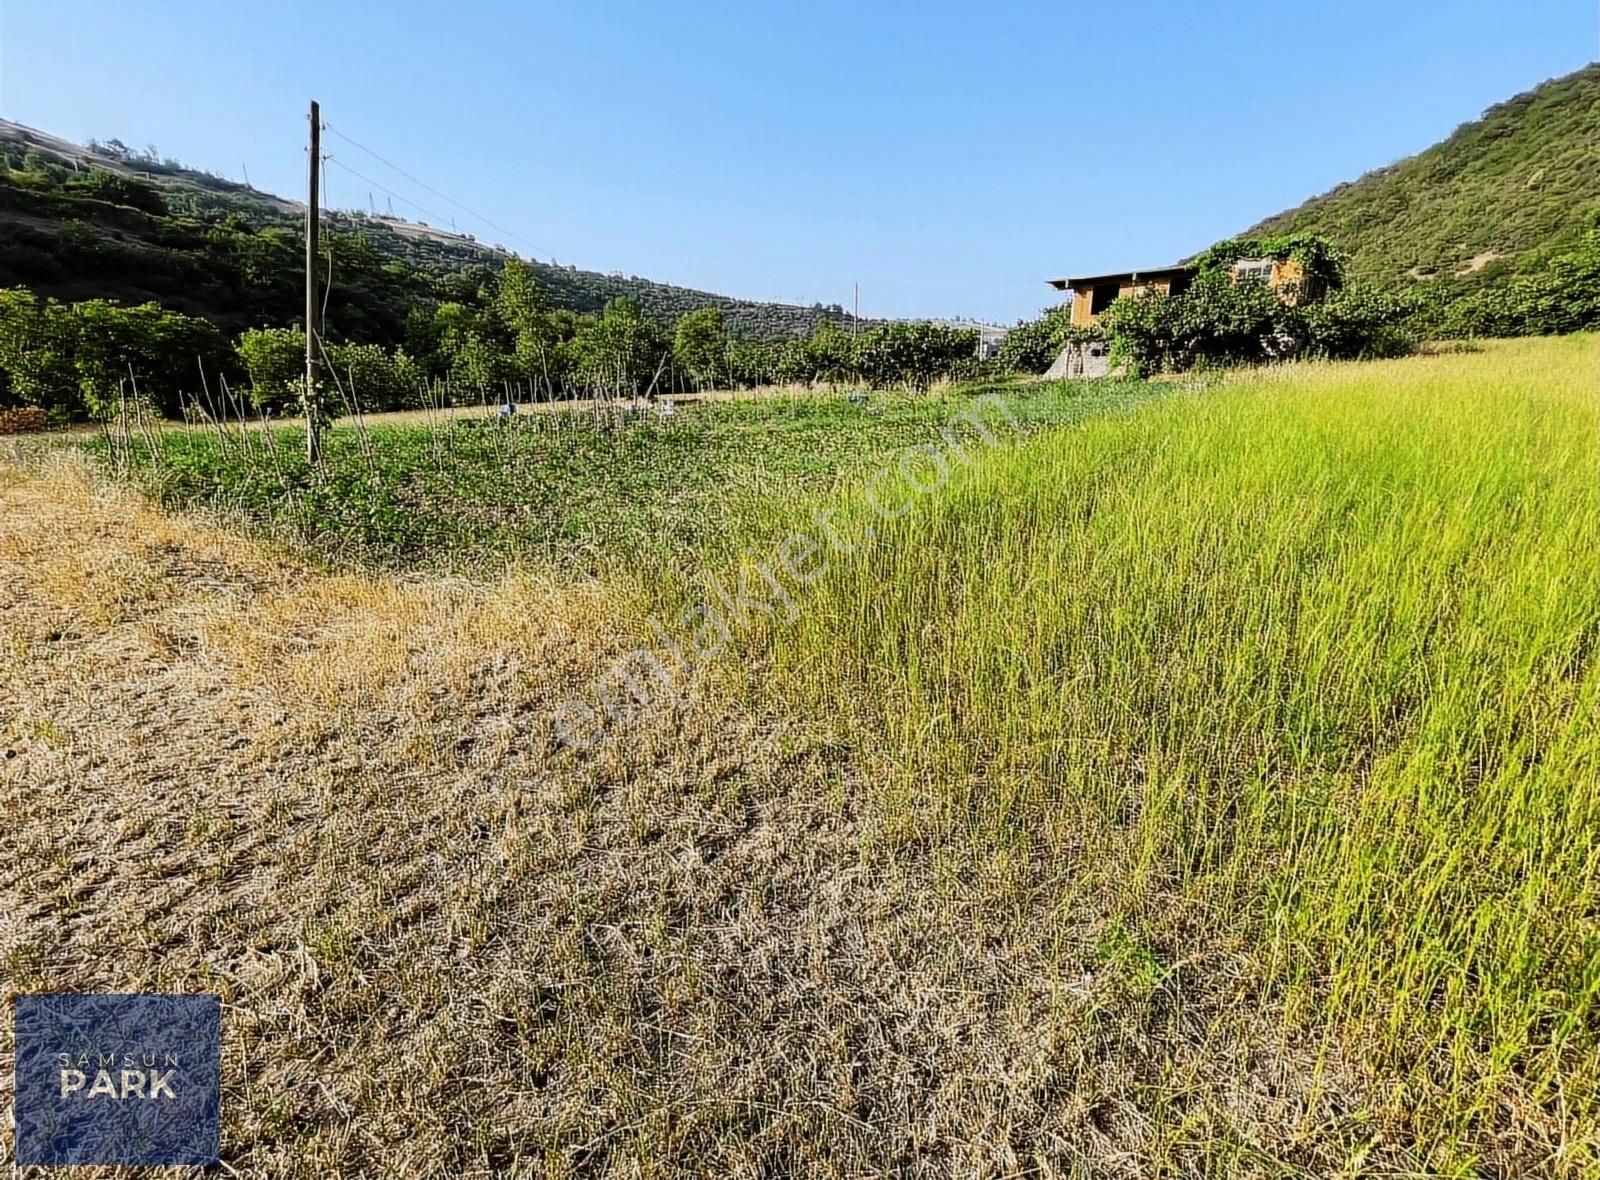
[752,334,1600,1170]
[2,337,1597,1175]
[90,377,1159,574]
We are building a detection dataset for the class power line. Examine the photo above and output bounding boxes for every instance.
[323,122,547,259]
[323,157,464,237]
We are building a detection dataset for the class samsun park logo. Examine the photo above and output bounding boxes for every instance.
[13,993,221,1166]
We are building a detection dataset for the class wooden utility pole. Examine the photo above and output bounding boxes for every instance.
[305,100,323,465]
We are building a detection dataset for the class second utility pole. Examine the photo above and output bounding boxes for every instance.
[305,99,323,466]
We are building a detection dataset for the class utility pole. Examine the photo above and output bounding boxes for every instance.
[853,282,859,341]
[305,100,323,466]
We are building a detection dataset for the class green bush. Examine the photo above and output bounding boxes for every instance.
[0,290,224,418]
[1101,273,1284,373]
[852,321,977,391]
[0,249,1209,418]
[672,307,728,391]
[236,327,304,411]
[726,338,777,388]
[65,170,168,217]
[998,306,1070,373]
[325,342,425,413]
[1099,235,1418,373]
[571,297,671,397]
[66,299,227,418]
[1301,287,1416,359]
[0,288,78,412]
[1190,233,1344,295]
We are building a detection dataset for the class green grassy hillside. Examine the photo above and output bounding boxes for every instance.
[1243,64,1600,292]
[0,120,862,343]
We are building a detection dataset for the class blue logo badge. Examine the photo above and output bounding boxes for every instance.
[13,993,221,1166]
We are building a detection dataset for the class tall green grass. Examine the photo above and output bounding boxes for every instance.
[762,335,1600,1162]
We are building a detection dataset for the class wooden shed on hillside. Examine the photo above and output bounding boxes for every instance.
[1041,254,1318,377]
[1046,256,1314,329]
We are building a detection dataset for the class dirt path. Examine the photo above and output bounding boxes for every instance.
[3,383,841,440]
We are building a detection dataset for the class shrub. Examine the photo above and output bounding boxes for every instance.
[852,322,977,391]
[325,342,424,413]
[1427,231,1600,338]
[998,306,1070,374]
[1102,273,1284,373]
[0,288,79,413]
[571,298,671,397]
[66,169,168,217]
[68,299,227,418]
[1100,232,1416,373]
[672,307,728,391]
[726,338,777,388]
[1190,233,1345,295]
[770,337,814,385]
[1301,287,1416,359]
[237,327,305,411]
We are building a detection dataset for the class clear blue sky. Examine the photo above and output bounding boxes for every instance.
[0,1,1593,323]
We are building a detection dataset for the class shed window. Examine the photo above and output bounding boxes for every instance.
[1089,282,1121,315]
[1234,259,1275,284]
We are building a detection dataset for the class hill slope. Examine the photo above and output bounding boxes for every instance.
[1242,63,1600,291]
[0,119,861,342]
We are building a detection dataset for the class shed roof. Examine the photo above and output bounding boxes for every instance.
[1046,263,1193,291]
